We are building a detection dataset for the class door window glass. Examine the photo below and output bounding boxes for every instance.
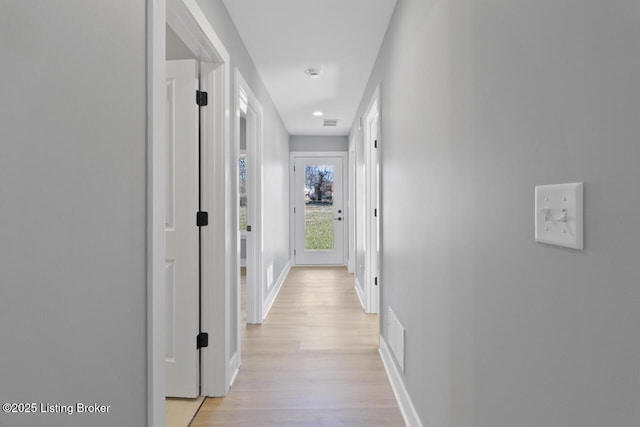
[304,164,334,250]
[239,156,247,231]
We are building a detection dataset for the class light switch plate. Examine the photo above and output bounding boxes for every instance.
[535,182,583,250]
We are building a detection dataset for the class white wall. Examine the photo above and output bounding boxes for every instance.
[290,135,348,152]
[0,2,147,426]
[196,0,291,305]
[351,0,640,426]
[166,24,196,60]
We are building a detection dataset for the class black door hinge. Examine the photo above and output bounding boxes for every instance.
[374,208,377,217]
[197,211,208,227]
[374,277,378,286]
[374,139,377,148]
[247,225,252,232]
[197,332,209,349]
[196,90,208,106]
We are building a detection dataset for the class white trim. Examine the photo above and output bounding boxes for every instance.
[289,151,349,266]
[147,0,166,425]
[354,277,366,311]
[167,0,228,64]
[379,336,423,427]
[347,145,356,274]
[262,259,292,320]
[235,69,264,326]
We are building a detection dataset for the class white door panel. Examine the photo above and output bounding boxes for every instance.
[165,59,199,398]
[294,156,345,265]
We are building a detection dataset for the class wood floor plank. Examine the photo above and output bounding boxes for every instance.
[191,266,405,427]
[165,396,204,427]
[191,408,405,427]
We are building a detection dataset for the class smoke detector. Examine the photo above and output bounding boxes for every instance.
[304,68,322,78]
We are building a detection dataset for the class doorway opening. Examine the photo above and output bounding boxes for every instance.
[234,70,264,331]
[163,20,209,426]
[291,152,348,266]
[363,87,381,315]
[352,87,381,316]
[150,1,235,424]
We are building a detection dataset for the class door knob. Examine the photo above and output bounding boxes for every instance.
[334,217,342,221]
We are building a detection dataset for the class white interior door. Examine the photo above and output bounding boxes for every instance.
[368,114,380,313]
[294,156,345,265]
[165,59,199,398]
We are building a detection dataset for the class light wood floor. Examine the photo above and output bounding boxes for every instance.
[166,397,205,427]
[191,266,404,427]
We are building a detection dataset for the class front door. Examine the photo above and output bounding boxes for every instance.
[165,59,199,398]
[294,156,345,265]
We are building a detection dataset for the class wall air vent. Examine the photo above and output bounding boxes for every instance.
[388,307,405,371]
[323,119,338,127]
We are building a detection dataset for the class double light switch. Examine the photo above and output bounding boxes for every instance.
[535,182,584,250]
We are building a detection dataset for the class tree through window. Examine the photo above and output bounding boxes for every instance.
[305,165,333,203]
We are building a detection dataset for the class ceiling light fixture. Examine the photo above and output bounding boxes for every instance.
[305,68,322,78]
[312,111,324,117]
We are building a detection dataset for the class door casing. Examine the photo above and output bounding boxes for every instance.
[363,87,381,315]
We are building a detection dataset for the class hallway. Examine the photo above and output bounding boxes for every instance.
[191,267,404,426]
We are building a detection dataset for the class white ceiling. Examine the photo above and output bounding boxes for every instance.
[222,0,397,136]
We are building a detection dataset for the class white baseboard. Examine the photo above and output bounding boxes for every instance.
[262,259,292,321]
[379,335,423,427]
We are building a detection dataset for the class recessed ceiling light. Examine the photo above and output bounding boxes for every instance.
[305,68,322,78]
[312,111,324,117]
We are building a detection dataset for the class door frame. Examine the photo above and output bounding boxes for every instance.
[363,87,381,314]
[348,138,356,274]
[148,0,235,424]
[290,151,348,266]
[147,1,166,424]
[234,69,264,330]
